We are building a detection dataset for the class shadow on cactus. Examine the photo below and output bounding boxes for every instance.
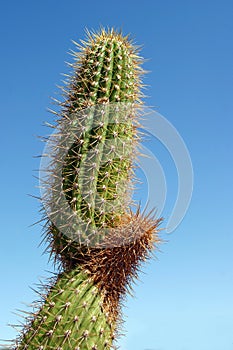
[6,28,163,350]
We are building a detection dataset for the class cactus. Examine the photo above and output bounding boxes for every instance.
[11,28,161,349]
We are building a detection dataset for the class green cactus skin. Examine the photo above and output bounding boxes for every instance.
[11,29,161,350]
[15,269,114,350]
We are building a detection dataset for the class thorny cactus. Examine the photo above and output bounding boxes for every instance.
[7,28,162,350]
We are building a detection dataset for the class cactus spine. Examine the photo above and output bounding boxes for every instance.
[13,29,161,350]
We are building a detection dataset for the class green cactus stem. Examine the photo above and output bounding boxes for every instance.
[12,28,162,350]
[15,269,114,350]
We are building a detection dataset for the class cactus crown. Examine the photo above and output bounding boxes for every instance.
[66,28,144,107]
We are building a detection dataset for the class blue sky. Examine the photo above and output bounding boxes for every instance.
[0,1,233,349]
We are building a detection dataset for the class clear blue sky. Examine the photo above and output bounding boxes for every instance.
[0,1,232,349]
